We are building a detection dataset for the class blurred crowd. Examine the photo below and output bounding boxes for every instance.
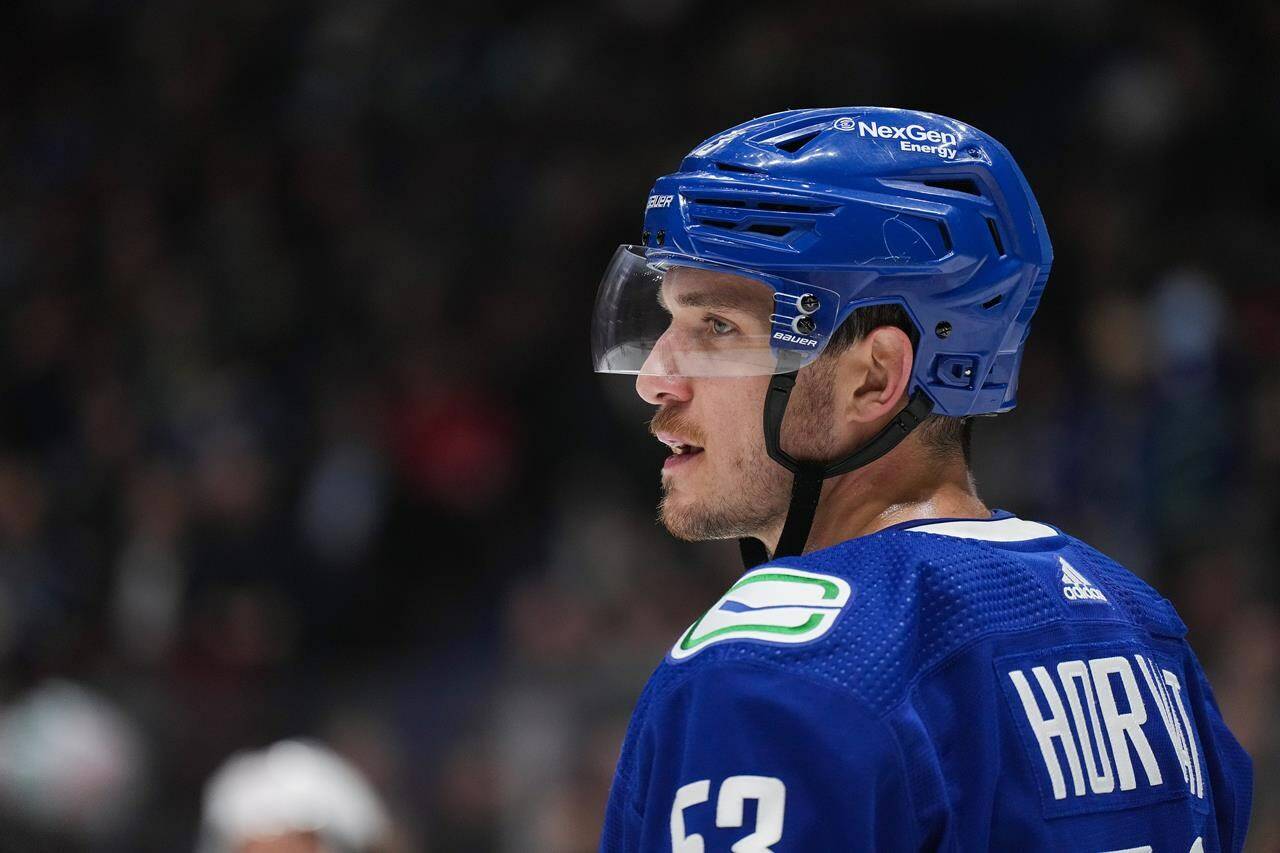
[0,0,1276,850]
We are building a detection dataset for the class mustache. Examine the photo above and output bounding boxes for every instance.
[649,407,707,447]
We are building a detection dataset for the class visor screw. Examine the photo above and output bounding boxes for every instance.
[798,293,820,314]
[935,321,952,339]
[655,229,666,246]
[794,315,817,335]
[641,230,651,245]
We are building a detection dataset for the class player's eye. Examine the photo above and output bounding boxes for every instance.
[706,316,736,336]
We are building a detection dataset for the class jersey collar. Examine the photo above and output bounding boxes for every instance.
[883,509,1062,542]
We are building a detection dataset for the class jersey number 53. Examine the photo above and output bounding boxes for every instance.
[670,775,786,853]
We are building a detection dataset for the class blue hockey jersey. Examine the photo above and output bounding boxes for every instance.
[599,512,1253,852]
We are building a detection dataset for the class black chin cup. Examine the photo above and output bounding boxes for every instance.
[738,369,935,568]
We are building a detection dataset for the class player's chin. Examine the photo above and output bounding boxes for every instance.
[658,508,709,542]
[657,492,709,541]
[658,490,736,542]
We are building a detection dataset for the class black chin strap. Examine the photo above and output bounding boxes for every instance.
[738,371,935,568]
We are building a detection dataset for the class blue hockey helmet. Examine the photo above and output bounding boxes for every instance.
[591,107,1052,561]
[592,106,1052,417]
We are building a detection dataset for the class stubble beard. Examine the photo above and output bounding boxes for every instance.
[658,451,790,541]
[656,361,837,542]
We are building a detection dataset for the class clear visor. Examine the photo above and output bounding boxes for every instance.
[591,245,833,377]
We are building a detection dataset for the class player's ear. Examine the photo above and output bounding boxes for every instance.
[835,326,914,425]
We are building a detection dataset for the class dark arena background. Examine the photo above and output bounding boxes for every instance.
[0,1,1275,850]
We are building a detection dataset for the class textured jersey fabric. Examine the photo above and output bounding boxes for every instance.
[599,511,1252,852]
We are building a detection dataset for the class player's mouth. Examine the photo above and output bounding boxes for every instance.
[656,432,705,470]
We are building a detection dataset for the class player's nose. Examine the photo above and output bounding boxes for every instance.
[635,342,693,405]
[635,372,693,406]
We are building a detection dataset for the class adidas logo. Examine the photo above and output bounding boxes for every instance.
[1059,556,1107,602]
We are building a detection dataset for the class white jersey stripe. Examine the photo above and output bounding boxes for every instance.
[906,516,1060,543]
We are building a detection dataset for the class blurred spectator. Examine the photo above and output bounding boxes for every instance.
[0,680,146,846]
[197,739,396,853]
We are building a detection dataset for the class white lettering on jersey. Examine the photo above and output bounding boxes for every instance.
[1134,655,1204,799]
[1163,668,1205,798]
[1058,659,1115,793]
[1167,666,1203,799]
[1007,653,1207,802]
[1090,656,1162,790]
[1009,666,1085,799]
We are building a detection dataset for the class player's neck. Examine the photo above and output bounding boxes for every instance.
[765,440,987,557]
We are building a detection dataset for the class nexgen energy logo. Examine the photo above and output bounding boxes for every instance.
[670,567,851,660]
[834,117,959,160]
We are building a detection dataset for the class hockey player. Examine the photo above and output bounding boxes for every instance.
[590,108,1252,851]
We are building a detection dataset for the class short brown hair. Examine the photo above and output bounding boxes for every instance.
[821,303,972,465]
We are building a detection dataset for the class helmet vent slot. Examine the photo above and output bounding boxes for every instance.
[982,294,1003,310]
[743,223,792,237]
[686,191,837,241]
[984,216,1006,256]
[772,129,822,154]
[756,201,836,214]
[922,177,982,196]
[713,161,763,174]
[690,197,834,214]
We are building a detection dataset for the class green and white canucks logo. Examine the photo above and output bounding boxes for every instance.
[670,566,852,661]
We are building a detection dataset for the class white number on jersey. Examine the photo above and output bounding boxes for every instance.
[671,775,786,853]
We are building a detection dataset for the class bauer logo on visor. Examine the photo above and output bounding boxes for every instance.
[591,245,840,378]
